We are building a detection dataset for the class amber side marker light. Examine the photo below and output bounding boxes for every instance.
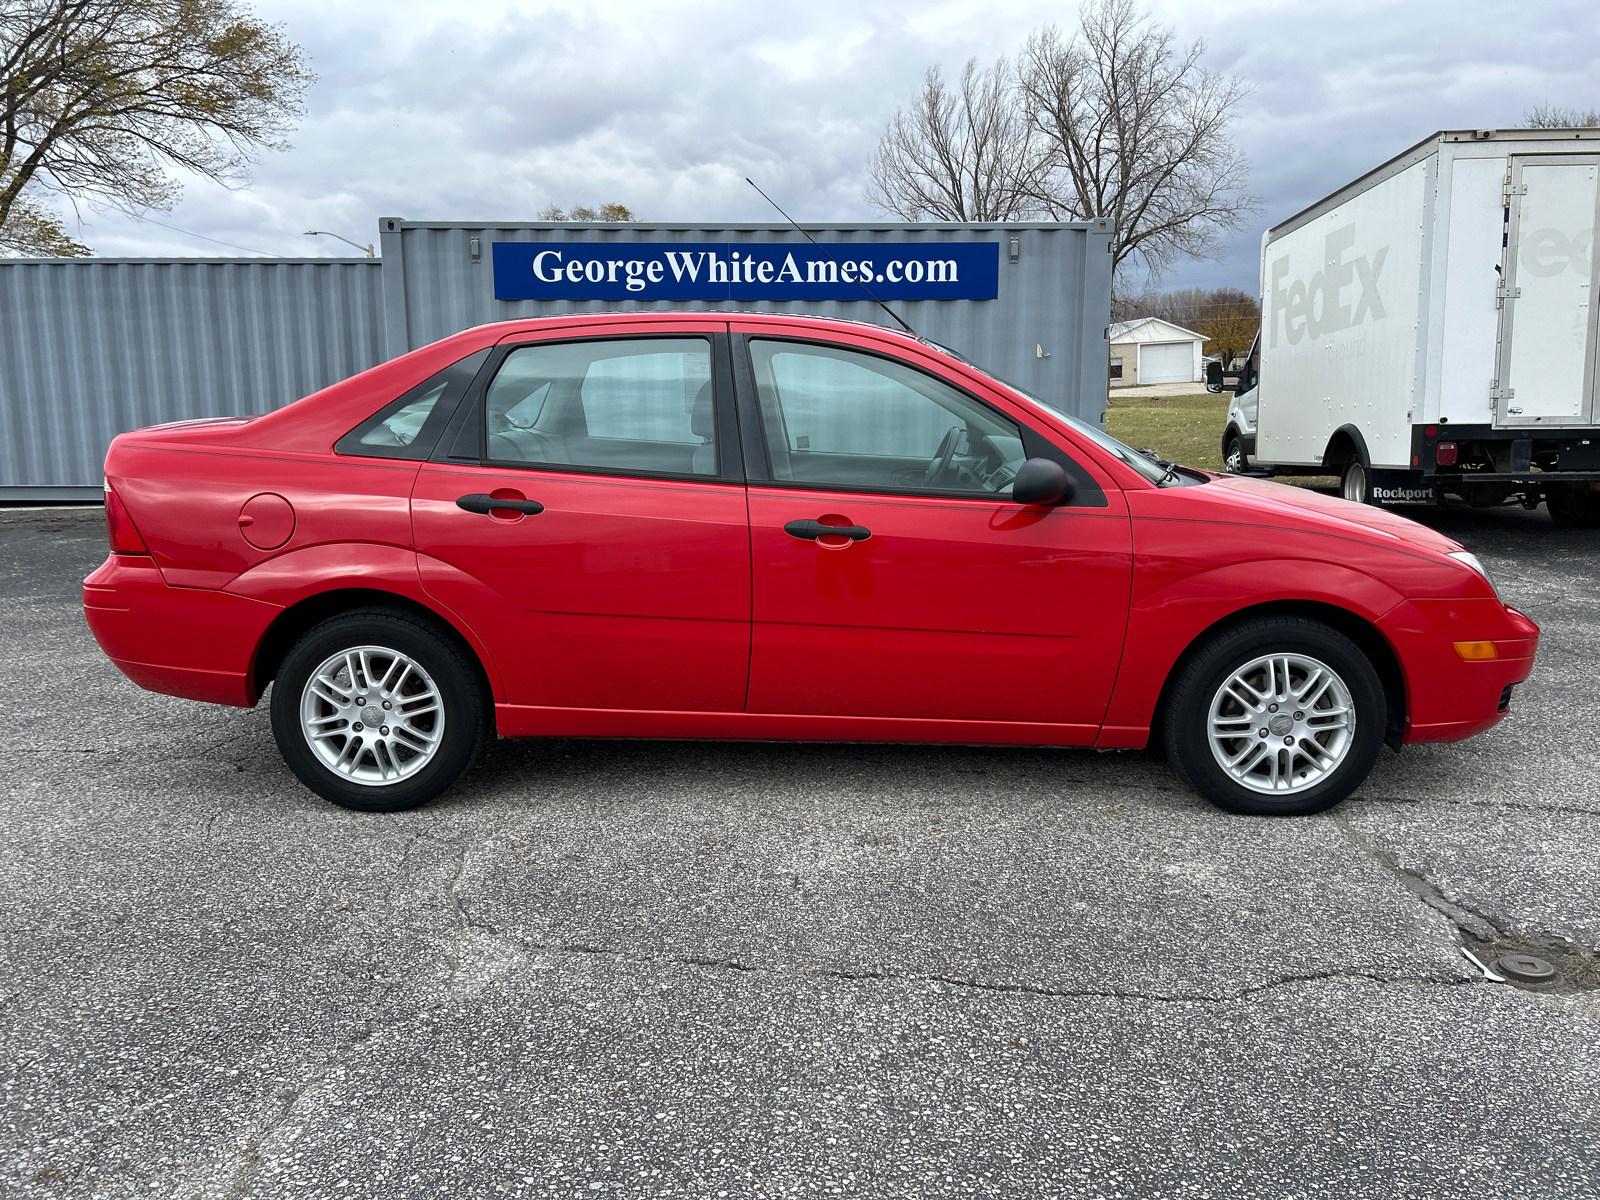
[1454,640,1498,661]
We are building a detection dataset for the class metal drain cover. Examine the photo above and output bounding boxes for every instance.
[1497,953,1557,983]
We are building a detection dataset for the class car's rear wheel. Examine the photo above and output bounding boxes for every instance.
[270,608,489,812]
[1162,616,1386,816]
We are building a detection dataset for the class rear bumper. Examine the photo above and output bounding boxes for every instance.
[83,555,281,707]
[1378,598,1540,744]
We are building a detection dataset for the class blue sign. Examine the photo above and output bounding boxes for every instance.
[492,241,998,302]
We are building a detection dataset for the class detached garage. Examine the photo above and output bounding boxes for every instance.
[1108,317,1205,387]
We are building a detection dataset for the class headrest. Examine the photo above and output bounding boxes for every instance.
[690,381,715,439]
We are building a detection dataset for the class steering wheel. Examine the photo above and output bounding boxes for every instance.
[923,425,963,487]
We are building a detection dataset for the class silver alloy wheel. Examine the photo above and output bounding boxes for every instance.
[1206,653,1355,794]
[1224,437,1243,473]
[1341,462,1367,503]
[299,645,445,786]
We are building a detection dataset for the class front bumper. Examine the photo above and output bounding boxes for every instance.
[83,554,281,707]
[1377,598,1540,744]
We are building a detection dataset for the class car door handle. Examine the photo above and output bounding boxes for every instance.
[456,493,545,515]
[783,519,871,541]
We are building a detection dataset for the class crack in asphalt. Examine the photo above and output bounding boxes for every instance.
[1333,815,1600,989]
[206,919,1478,1192]
[452,937,1473,1006]
[222,1061,342,1200]
[1333,815,1506,942]
[432,816,535,1001]
[407,818,1482,1007]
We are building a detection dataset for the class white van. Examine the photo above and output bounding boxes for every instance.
[1214,128,1600,526]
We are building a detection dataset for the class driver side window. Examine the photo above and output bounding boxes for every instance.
[748,340,1024,495]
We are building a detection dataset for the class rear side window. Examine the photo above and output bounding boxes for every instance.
[483,338,717,477]
[360,383,448,447]
[337,350,490,460]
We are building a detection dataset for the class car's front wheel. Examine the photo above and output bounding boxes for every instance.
[270,608,489,812]
[1162,616,1386,816]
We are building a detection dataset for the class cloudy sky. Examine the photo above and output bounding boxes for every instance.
[62,0,1600,295]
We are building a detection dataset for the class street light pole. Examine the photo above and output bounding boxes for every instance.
[304,230,375,257]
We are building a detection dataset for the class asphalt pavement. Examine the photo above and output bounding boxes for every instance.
[2,501,1597,1199]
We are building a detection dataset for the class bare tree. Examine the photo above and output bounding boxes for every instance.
[1523,102,1600,128]
[1114,284,1257,327]
[1,0,313,256]
[865,57,1039,222]
[1019,0,1257,286]
[865,2,1256,285]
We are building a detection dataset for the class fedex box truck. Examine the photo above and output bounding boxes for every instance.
[1215,128,1600,525]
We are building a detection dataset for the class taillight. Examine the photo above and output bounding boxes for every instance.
[104,483,149,554]
[1435,441,1458,466]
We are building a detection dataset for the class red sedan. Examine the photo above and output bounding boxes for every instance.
[83,313,1538,816]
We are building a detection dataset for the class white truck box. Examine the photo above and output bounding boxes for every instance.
[1215,129,1600,523]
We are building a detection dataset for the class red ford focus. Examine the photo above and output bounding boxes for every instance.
[83,313,1538,816]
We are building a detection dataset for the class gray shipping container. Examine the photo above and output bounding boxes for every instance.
[0,258,386,499]
[1,220,1112,499]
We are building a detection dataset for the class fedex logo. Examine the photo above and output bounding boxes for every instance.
[1518,226,1592,278]
[1269,224,1387,348]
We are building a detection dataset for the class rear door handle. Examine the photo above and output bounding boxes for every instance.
[457,493,545,515]
[783,519,871,541]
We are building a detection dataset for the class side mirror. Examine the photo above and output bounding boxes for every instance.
[1012,457,1072,506]
[1205,360,1225,393]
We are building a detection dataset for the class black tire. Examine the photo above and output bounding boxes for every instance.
[1547,485,1600,528]
[1340,458,1372,505]
[1162,616,1386,816]
[1223,430,1246,475]
[269,608,489,812]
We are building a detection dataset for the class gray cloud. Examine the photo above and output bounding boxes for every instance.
[65,0,1600,298]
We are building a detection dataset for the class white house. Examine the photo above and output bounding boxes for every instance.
[1108,317,1206,387]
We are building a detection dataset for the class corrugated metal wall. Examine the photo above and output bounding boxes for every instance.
[0,258,384,497]
[1,222,1112,498]
[379,221,1113,428]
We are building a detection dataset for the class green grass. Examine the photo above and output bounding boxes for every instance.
[1105,391,1337,486]
[1106,391,1228,471]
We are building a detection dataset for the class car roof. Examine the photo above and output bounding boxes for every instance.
[470,308,917,339]
[468,309,967,365]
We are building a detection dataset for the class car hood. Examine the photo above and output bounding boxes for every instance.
[1199,474,1465,555]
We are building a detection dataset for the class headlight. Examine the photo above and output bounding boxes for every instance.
[1447,550,1497,595]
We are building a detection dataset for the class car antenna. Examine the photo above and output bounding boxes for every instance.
[744,177,917,337]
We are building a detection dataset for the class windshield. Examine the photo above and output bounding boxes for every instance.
[957,362,1171,484]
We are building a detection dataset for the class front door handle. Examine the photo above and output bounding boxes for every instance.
[457,493,545,516]
[784,519,871,541]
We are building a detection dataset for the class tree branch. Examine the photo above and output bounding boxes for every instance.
[1,0,312,246]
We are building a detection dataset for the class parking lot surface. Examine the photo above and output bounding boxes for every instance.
[2,502,1597,1199]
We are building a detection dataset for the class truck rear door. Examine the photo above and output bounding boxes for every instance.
[1494,154,1600,428]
